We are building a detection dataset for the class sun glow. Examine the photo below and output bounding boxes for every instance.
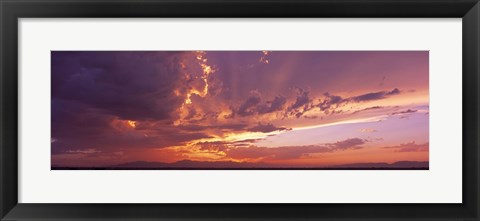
[174,51,219,125]
[127,120,136,128]
[183,51,215,105]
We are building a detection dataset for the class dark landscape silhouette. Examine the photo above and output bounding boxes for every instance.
[52,160,428,170]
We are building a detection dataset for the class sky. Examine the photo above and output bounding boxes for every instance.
[51,51,429,168]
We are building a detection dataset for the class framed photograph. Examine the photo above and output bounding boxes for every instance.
[1,0,479,220]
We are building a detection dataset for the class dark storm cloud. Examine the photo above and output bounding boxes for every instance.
[51,51,215,153]
[52,121,213,154]
[52,51,186,122]
[51,99,116,141]
[51,139,70,155]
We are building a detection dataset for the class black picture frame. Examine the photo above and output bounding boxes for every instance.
[1,0,479,220]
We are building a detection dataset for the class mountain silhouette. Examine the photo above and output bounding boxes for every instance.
[335,161,428,168]
[51,160,428,170]
[104,160,428,169]
[112,160,272,169]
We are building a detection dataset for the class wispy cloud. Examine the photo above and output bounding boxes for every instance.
[383,142,429,152]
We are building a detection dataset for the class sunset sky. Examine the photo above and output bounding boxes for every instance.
[51,51,429,168]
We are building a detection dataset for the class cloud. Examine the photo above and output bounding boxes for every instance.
[247,123,291,133]
[391,109,418,115]
[352,106,384,114]
[51,99,213,154]
[52,51,191,122]
[51,51,228,155]
[289,89,311,110]
[195,141,231,152]
[325,138,366,150]
[383,142,429,152]
[349,88,401,102]
[194,138,264,151]
[232,138,264,146]
[234,94,288,117]
[178,123,248,132]
[387,88,401,95]
[317,93,347,115]
[258,96,287,114]
[359,128,377,133]
[66,148,101,154]
[51,51,427,167]
[259,51,270,64]
[227,138,367,160]
[237,95,262,117]
[285,89,316,118]
[232,87,401,120]
[316,89,400,116]
[232,87,403,121]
